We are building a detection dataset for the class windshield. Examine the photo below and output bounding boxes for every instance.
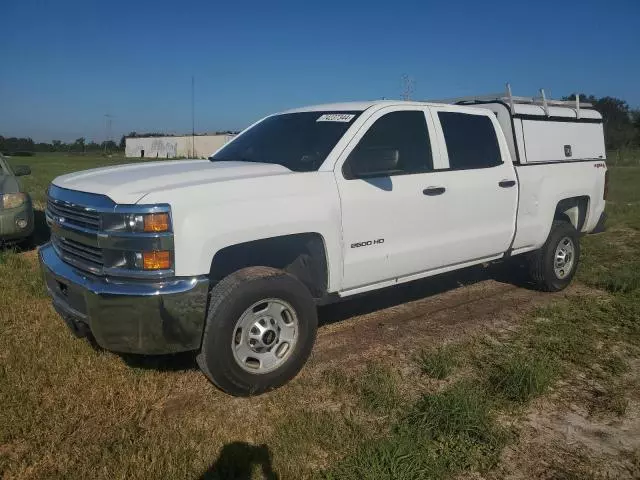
[209,111,362,172]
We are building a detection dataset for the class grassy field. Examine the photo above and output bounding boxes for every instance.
[1,153,639,479]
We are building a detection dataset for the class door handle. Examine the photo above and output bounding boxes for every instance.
[423,186,446,196]
[498,180,516,188]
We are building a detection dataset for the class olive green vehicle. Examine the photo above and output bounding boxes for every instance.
[0,155,34,244]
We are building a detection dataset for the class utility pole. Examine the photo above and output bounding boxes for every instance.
[401,74,415,101]
[104,114,113,154]
[191,76,195,158]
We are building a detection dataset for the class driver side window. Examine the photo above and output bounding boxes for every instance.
[343,110,433,179]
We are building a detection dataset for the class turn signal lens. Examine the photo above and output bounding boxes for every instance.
[142,251,171,270]
[143,213,170,232]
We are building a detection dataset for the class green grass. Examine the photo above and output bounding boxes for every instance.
[607,148,640,167]
[325,383,507,480]
[487,354,556,402]
[357,364,404,414]
[405,383,497,441]
[417,346,458,380]
[1,154,639,478]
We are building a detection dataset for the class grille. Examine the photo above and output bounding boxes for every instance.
[47,199,101,230]
[52,235,104,274]
[47,191,105,275]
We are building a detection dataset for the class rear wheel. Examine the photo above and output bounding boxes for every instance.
[528,220,580,292]
[197,267,317,396]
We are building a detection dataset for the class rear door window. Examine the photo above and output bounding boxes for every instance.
[437,112,502,169]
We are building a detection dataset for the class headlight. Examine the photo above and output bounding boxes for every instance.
[1,193,28,209]
[102,211,172,233]
[127,213,171,233]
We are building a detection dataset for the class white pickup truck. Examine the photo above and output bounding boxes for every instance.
[40,92,608,395]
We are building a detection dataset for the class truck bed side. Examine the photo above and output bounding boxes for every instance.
[511,160,607,254]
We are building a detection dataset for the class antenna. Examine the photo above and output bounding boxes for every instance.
[401,74,415,101]
[191,76,195,158]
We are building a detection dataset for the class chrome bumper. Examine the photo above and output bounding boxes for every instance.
[39,242,209,354]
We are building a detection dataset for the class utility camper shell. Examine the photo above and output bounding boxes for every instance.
[435,87,606,165]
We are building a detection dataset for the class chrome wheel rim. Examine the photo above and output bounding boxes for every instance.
[231,298,298,374]
[554,236,575,279]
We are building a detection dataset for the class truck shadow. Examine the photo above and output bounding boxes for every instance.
[30,209,50,246]
[317,260,534,327]
[118,350,200,372]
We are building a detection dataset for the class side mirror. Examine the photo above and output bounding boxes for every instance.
[348,147,400,178]
[13,165,31,176]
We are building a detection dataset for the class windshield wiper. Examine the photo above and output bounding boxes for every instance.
[209,156,256,163]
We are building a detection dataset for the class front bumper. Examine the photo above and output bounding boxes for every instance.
[39,242,209,354]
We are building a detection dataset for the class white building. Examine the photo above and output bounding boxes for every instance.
[125,134,235,159]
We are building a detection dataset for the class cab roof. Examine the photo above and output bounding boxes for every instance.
[281,99,602,121]
[282,100,437,113]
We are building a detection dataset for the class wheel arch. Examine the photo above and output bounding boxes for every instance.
[554,195,590,232]
[209,233,329,299]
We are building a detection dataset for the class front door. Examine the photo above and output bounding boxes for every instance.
[335,107,444,291]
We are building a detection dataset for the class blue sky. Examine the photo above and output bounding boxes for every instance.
[1,0,639,142]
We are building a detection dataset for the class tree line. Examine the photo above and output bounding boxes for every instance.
[1,95,639,155]
[0,136,122,155]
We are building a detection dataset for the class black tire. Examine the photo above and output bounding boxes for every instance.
[196,266,317,396]
[528,220,580,292]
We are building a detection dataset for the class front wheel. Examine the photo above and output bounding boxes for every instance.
[197,267,317,396]
[527,220,580,292]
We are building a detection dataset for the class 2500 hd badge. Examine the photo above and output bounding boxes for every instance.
[351,238,385,248]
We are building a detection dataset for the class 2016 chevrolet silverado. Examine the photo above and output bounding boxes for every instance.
[40,90,608,396]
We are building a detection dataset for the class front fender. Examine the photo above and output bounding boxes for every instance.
[141,172,344,292]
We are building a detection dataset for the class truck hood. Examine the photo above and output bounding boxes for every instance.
[52,160,292,204]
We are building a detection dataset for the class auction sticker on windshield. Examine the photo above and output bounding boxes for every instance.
[316,113,355,122]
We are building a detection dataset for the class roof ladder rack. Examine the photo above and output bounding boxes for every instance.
[429,83,593,110]
[505,83,515,112]
[540,88,549,116]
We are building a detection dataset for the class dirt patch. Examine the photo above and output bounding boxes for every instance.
[484,401,640,479]
[310,268,588,371]
[483,357,640,480]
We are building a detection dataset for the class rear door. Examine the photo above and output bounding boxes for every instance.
[425,106,518,265]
